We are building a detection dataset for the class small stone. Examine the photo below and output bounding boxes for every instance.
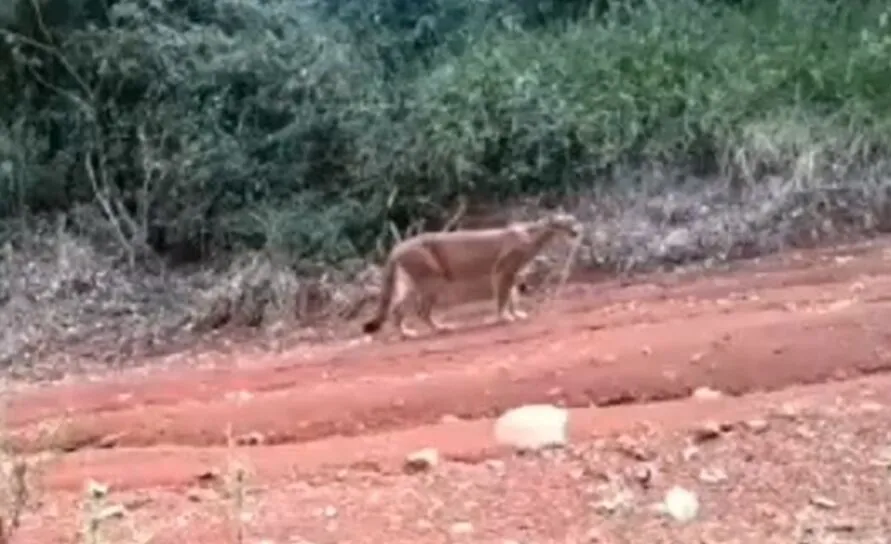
[235,431,266,446]
[323,505,338,518]
[775,402,802,419]
[858,401,883,413]
[404,448,440,474]
[809,496,837,510]
[681,445,700,461]
[692,387,723,400]
[632,464,654,488]
[692,421,723,443]
[449,521,474,536]
[97,433,125,449]
[225,390,254,403]
[186,487,213,502]
[826,519,856,532]
[794,425,817,439]
[744,419,769,433]
[698,467,728,484]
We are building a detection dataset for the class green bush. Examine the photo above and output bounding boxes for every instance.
[400,0,891,194]
[2,0,891,266]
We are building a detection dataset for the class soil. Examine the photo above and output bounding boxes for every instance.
[4,237,891,543]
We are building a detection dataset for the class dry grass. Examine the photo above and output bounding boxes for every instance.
[0,416,257,543]
[78,479,155,544]
[0,404,59,544]
[2,163,891,384]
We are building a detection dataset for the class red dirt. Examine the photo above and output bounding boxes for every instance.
[5,238,891,542]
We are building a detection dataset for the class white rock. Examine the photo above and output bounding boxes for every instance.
[858,401,883,413]
[322,505,338,518]
[493,404,569,452]
[661,486,699,522]
[692,386,723,400]
[744,419,769,433]
[810,495,838,510]
[698,467,728,484]
[449,521,474,535]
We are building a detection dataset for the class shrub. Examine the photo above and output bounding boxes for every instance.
[4,0,891,366]
[3,0,891,264]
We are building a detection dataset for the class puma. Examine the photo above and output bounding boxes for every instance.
[362,212,582,338]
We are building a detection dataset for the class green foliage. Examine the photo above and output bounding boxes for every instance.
[2,0,891,266]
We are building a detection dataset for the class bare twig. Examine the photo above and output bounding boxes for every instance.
[0,0,95,111]
[84,154,137,268]
[554,233,583,301]
[441,195,468,232]
[540,227,584,313]
[222,425,248,544]
[136,124,156,243]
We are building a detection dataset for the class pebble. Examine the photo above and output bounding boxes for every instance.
[809,495,838,510]
[449,521,474,536]
[692,421,724,443]
[632,464,654,488]
[403,447,440,473]
[744,419,769,433]
[698,467,728,484]
[692,386,723,400]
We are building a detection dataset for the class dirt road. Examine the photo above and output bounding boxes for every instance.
[5,238,891,542]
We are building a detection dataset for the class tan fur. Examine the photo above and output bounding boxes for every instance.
[362,212,582,338]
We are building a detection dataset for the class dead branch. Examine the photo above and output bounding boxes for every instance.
[554,233,583,300]
[135,124,156,243]
[441,195,468,232]
[541,227,584,313]
[84,153,137,268]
